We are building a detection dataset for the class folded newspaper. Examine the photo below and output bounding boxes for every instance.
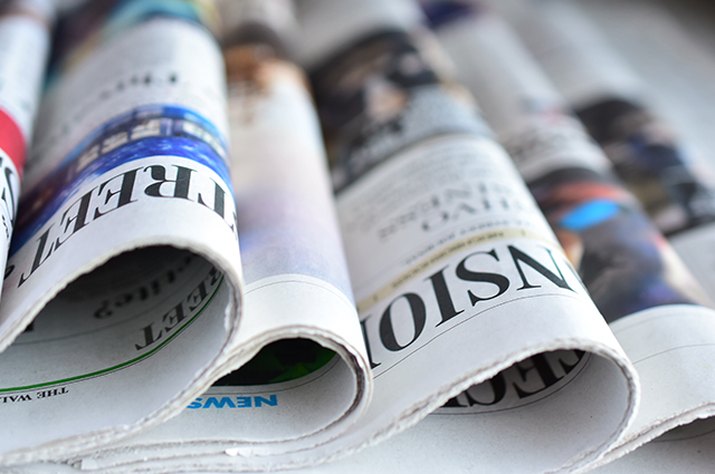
[1,0,711,472]
[409,0,715,468]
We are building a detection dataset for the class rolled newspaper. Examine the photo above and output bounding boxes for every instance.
[245,0,636,472]
[70,0,373,471]
[0,0,246,466]
[0,0,53,306]
[0,0,645,471]
[428,0,715,467]
[74,0,639,472]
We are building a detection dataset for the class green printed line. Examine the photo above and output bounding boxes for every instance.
[0,275,225,394]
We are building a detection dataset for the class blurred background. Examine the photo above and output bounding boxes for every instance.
[576,0,715,169]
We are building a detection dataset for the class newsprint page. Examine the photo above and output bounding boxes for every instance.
[0,0,714,473]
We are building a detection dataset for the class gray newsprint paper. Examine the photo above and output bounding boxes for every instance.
[61,1,639,473]
[25,0,715,472]
[435,0,715,469]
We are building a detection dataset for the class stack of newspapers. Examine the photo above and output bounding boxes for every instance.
[1,0,714,471]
